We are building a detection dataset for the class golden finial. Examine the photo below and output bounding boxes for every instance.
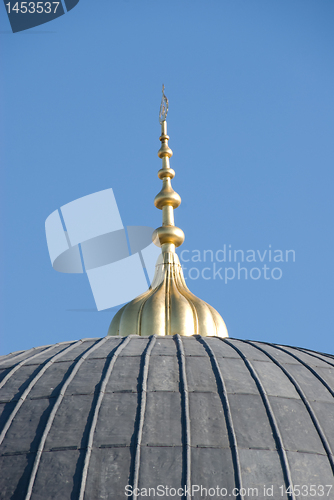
[153,86,184,255]
[108,89,228,338]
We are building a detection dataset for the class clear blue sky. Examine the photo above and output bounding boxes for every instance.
[1,0,333,355]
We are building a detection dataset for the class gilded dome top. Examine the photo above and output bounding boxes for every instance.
[108,252,227,337]
[108,87,228,338]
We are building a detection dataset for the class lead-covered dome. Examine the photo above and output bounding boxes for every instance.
[0,335,333,499]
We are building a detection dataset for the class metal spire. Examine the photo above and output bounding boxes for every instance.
[108,87,228,338]
[153,85,185,255]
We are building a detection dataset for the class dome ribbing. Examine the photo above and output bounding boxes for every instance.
[0,336,333,499]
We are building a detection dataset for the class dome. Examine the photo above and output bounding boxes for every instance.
[0,335,334,499]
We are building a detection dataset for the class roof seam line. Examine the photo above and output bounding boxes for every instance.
[267,344,334,398]
[293,346,334,368]
[25,338,107,500]
[222,339,296,500]
[131,335,157,497]
[174,335,191,500]
[243,339,334,476]
[0,345,61,391]
[78,336,131,500]
[0,340,84,450]
[252,339,334,368]
[197,337,244,500]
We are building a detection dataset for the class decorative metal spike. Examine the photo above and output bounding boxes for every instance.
[159,84,169,124]
[107,88,228,338]
[154,87,184,255]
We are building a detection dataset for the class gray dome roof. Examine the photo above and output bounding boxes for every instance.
[0,335,334,499]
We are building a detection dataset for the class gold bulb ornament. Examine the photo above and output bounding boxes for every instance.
[108,86,228,337]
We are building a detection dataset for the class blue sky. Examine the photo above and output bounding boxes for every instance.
[1,0,333,355]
